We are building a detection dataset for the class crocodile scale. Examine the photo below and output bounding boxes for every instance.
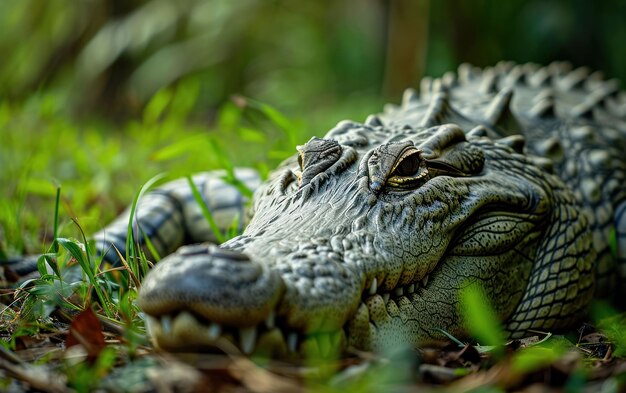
[92,62,626,356]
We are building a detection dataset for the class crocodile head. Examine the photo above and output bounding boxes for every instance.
[138,116,594,356]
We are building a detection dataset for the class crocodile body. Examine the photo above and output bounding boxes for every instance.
[97,62,626,356]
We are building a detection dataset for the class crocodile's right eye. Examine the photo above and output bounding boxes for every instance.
[387,148,429,189]
[393,152,421,177]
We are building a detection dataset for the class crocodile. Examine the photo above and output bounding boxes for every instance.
[92,62,626,357]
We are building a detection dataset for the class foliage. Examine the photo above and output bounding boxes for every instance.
[0,0,625,119]
[460,282,506,352]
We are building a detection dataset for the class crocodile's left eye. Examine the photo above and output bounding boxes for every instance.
[394,152,421,177]
[387,148,429,188]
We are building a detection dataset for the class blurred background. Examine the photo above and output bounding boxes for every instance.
[1,0,625,122]
[1,0,626,255]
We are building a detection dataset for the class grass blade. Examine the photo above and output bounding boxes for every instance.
[126,173,167,279]
[434,328,466,347]
[57,236,112,318]
[186,175,225,243]
[38,186,62,278]
[459,281,506,356]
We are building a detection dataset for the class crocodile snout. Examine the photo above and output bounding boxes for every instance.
[138,244,285,352]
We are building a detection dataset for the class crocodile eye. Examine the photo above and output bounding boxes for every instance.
[387,148,429,188]
[391,149,424,177]
[394,154,420,177]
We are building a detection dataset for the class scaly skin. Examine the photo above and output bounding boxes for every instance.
[126,62,626,356]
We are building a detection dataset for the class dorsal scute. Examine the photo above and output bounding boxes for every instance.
[420,82,451,127]
[483,88,519,132]
[570,99,597,120]
[401,88,419,107]
[365,114,384,127]
[496,134,526,153]
[528,88,558,118]
[501,64,526,87]
[534,136,563,161]
[528,67,552,87]
[548,61,573,76]
[383,62,624,153]
[560,66,591,90]
[466,125,489,139]
[420,76,433,99]
[458,63,482,84]
[478,68,499,94]
[441,71,457,89]
[527,156,555,173]
[495,60,515,73]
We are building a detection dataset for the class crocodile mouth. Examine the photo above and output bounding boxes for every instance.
[144,310,345,357]
[143,270,433,357]
[363,272,431,303]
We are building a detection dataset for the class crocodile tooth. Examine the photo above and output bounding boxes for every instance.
[145,315,157,337]
[207,323,222,339]
[421,275,429,287]
[317,334,332,358]
[239,327,257,354]
[161,315,172,335]
[382,293,390,304]
[265,311,275,329]
[394,287,404,297]
[287,332,299,353]
[369,278,378,295]
[408,283,415,294]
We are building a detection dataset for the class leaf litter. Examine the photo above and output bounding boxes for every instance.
[1,307,626,392]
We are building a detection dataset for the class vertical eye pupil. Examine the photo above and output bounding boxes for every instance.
[396,157,420,176]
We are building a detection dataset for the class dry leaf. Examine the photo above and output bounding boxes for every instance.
[65,307,106,362]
